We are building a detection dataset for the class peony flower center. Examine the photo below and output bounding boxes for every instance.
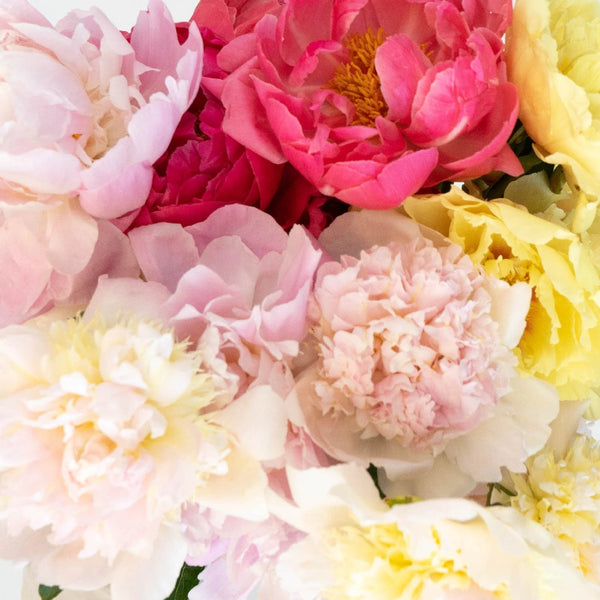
[328,27,388,127]
[323,522,508,599]
[312,240,513,449]
[43,316,232,501]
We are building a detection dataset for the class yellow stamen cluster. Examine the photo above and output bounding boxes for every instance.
[329,27,388,127]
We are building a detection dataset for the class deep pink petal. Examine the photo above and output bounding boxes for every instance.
[375,34,430,125]
[327,149,439,209]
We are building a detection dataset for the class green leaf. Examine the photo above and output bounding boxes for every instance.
[367,464,385,499]
[165,563,204,600]
[39,585,62,600]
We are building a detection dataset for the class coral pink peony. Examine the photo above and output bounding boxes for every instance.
[0,277,288,600]
[218,0,522,209]
[289,210,559,496]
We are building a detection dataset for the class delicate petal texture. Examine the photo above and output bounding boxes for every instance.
[0,278,286,600]
[509,434,600,583]
[506,0,600,196]
[219,0,521,209]
[403,186,600,408]
[0,201,139,327]
[0,0,203,218]
[290,209,558,495]
[267,464,600,600]
[129,204,323,399]
[0,0,202,325]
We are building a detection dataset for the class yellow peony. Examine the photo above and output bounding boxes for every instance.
[402,187,600,409]
[271,464,599,599]
[510,434,600,583]
[506,0,600,196]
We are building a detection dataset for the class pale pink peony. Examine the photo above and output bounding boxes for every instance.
[313,239,509,448]
[128,203,323,398]
[289,210,559,496]
[218,0,522,209]
[0,0,203,219]
[0,0,203,325]
[0,276,288,600]
[184,509,304,600]
[0,202,139,327]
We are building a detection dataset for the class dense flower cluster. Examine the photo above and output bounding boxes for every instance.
[3,0,600,598]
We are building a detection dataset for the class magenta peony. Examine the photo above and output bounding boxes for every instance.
[218,0,522,209]
[129,7,345,236]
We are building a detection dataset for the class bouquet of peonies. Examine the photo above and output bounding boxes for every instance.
[3,0,600,598]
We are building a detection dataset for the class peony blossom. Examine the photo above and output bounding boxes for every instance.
[0,201,140,327]
[185,511,305,600]
[509,434,600,583]
[506,0,600,197]
[266,463,600,600]
[218,0,522,210]
[129,11,344,236]
[0,277,288,600]
[0,0,203,325]
[402,186,600,409]
[289,209,558,497]
[0,0,203,220]
[129,203,323,399]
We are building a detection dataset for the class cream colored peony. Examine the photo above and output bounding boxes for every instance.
[0,277,287,600]
[265,464,600,600]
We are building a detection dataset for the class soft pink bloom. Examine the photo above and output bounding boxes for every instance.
[185,510,304,600]
[0,0,203,220]
[0,0,203,324]
[289,210,559,496]
[218,0,522,209]
[0,202,139,326]
[0,276,288,600]
[129,204,323,398]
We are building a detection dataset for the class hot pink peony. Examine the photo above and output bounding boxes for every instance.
[129,8,345,236]
[218,0,522,209]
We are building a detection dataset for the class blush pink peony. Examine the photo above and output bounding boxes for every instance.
[0,202,139,327]
[218,0,522,209]
[0,0,203,325]
[0,276,288,600]
[0,0,203,220]
[129,203,323,399]
[289,210,559,496]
